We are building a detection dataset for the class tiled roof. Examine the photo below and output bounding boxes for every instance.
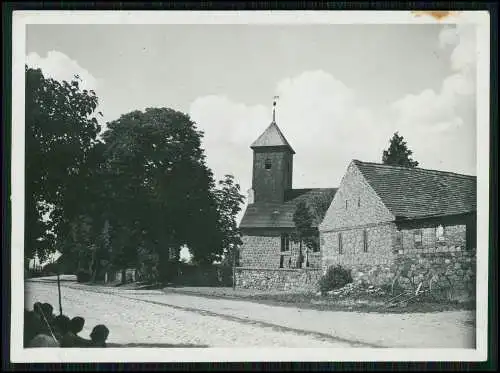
[353,160,477,219]
[239,188,337,229]
[250,122,295,154]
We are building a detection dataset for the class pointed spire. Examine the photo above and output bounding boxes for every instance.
[250,95,294,153]
[272,95,279,123]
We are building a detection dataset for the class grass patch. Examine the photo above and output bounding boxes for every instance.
[164,286,476,314]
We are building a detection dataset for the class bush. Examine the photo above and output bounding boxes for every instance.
[318,265,353,294]
[76,270,91,283]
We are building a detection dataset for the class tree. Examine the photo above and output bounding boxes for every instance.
[213,175,245,267]
[25,67,102,261]
[292,201,316,268]
[101,108,221,276]
[382,132,419,168]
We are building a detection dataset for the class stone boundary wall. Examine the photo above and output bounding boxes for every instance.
[235,267,322,292]
[343,246,476,301]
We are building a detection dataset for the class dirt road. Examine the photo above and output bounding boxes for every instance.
[24,279,475,348]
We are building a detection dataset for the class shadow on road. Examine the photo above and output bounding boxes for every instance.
[106,343,209,348]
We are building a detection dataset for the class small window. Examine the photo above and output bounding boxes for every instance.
[264,158,272,170]
[345,200,348,210]
[363,230,368,252]
[338,233,343,254]
[279,255,284,268]
[312,239,320,253]
[436,225,445,241]
[414,230,423,247]
[358,197,361,208]
[395,231,403,245]
[281,234,290,252]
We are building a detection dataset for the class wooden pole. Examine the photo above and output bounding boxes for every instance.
[56,265,63,316]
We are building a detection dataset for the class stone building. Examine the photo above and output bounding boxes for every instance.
[319,160,477,295]
[236,113,337,291]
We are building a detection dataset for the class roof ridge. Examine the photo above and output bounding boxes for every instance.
[353,159,476,179]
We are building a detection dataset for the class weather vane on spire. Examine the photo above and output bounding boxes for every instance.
[272,95,279,123]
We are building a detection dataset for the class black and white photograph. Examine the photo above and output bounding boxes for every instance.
[10,10,490,363]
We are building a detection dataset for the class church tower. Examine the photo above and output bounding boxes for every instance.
[249,98,295,204]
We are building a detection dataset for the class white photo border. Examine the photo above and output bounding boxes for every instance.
[11,10,491,363]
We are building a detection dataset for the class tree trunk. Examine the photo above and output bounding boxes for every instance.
[297,239,303,269]
[232,248,236,290]
[90,247,98,282]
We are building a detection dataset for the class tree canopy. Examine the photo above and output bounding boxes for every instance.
[100,108,224,270]
[25,67,248,282]
[382,132,419,168]
[25,66,102,262]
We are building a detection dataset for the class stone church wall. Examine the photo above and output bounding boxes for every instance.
[240,232,322,269]
[235,267,322,292]
[240,234,281,268]
[320,221,475,301]
[320,222,396,272]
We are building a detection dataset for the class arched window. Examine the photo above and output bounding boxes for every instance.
[264,158,272,170]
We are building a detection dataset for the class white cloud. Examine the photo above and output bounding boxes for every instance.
[389,25,476,174]
[190,25,477,223]
[26,51,110,133]
[26,51,99,92]
[190,71,383,225]
[189,96,269,223]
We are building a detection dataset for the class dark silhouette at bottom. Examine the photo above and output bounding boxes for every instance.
[24,302,110,348]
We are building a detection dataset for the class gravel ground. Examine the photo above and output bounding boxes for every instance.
[26,279,475,348]
[130,289,476,348]
[24,281,354,348]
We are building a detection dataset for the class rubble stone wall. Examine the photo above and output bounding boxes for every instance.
[235,267,322,292]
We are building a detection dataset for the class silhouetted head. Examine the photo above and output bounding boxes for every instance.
[90,325,109,346]
[41,303,54,318]
[54,314,71,334]
[33,302,43,314]
[70,317,85,334]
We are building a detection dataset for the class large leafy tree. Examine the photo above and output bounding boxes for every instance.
[101,108,222,275]
[382,132,419,168]
[25,66,102,262]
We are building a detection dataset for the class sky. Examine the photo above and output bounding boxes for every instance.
[26,23,477,232]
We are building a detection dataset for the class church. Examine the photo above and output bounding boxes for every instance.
[238,101,337,272]
[235,100,476,295]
